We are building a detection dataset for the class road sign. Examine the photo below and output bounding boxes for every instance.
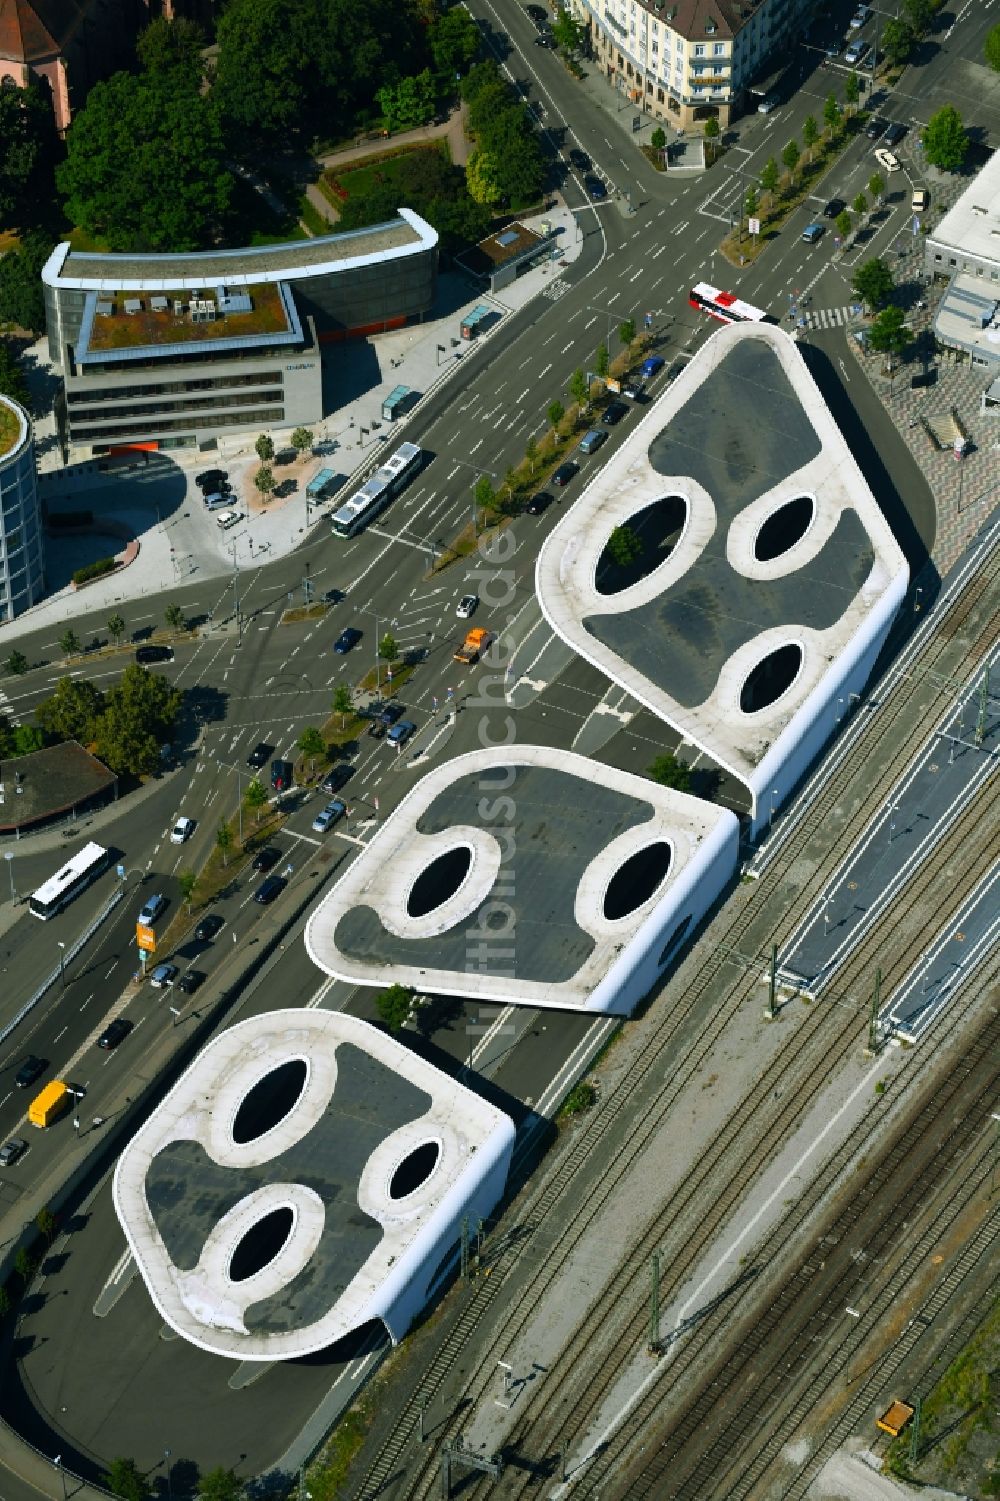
[136,923,156,953]
[748,217,760,235]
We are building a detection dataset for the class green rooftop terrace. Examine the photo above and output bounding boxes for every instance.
[87,282,291,352]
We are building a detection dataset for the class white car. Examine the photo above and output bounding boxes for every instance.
[844,38,868,64]
[456,595,479,619]
[170,816,195,844]
[848,5,870,29]
[874,147,900,173]
[216,510,243,530]
[757,93,780,114]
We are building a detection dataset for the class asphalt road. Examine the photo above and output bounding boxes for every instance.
[0,0,991,1487]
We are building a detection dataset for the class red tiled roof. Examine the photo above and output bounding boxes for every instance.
[0,0,88,63]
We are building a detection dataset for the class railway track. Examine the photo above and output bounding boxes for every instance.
[346,536,997,1501]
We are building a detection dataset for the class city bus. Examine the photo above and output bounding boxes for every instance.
[28,841,112,920]
[330,442,423,539]
[689,283,768,324]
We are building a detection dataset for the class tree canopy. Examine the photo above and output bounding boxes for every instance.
[35,677,106,744]
[0,231,53,333]
[92,665,182,775]
[868,303,913,366]
[0,341,29,408]
[647,753,693,793]
[922,104,968,172]
[0,77,57,230]
[852,257,894,311]
[986,23,1000,72]
[462,62,544,208]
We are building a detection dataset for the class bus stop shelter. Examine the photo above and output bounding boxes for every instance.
[381,386,419,422]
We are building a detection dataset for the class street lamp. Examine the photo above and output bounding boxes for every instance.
[3,851,14,904]
[53,1455,68,1501]
[57,940,66,986]
[164,1448,173,1501]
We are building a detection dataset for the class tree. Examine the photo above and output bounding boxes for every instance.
[744,185,759,220]
[165,603,185,631]
[429,6,480,75]
[376,982,414,1032]
[136,16,206,79]
[922,104,969,172]
[0,340,28,407]
[255,433,275,463]
[93,664,182,775]
[35,676,105,744]
[868,172,886,203]
[244,778,269,823]
[802,115,819,161]
[552,6,586,52]
[650,125,666,151]
[844,73,860,113]
[332,682,353,726]
[378,632,398,662]
[986,22,1000,72]
[14,724,44,754]
[759,157,780,205]
[525,436,539,474]
[852,192,868,219]
[0,231,52,333]
[606,525,643,568]
[836,209,852,240]
[647,752,692,793]
[474,473,495,517]
[35,1207,57,1241]
[104,1459,148,1501]
[618,318,636,349]
[852,257,894,310]
[868,304,913,370]
[881,17,915,64]
[290,426,314,455]
[197,1469,243,1501]
[0,1285,10,1319]
[254,466,275,497]
[568,367,588,410]
[903,0,933,34]
[57,72,231,252]
[781,139,801,183]
[466,149,504,207]
[5,650,28,676]
[0,77,57,229]
[178,869,198,912]
[595,343,610,381]
[378,70,437,133]
[298,725,325,771]
[59,629,82,657]
[547,399,565,431]
[107,612,126,646]
[703,116,720,143]
[823,93,842,137]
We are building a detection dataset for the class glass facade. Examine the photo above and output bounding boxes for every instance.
[0,397,45,623]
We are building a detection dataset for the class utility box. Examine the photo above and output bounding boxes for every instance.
[877,1400,915,1437]
[28,1080,71,1128]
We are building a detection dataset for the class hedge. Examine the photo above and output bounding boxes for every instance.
[72,556,118,587]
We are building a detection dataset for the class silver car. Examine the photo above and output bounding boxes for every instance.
[0,1138,27,1167]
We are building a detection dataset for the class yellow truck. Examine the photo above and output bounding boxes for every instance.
[28,1080,71,1128]
[454,627,493,665]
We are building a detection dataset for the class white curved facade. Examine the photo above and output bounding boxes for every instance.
[0,395,44,622]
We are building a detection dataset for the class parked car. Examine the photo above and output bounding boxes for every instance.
[844,38,868,64]
[823,197,846,219]
[525,2,548,19]
[584,174,608,200]
[874,146,900,173]
[622,378,646,401]
[334,627,362,654]
[569,147,591,171]
[195,913,225,942]
[824,38,842,57]
[14,1055,46,1089]
[138,893,167,926]
[149,962,178,989]
[170,815,195,844]
[312,799,347,833]
[526,491,553,515]
[254,875,286,905]
[373,703,405,727]
[386,720,417,747]
[579,428,608,455]
[177,970,204,994]
[251,846,281,872]
[848,4,870,28]
[641,355,665,379]
[757,92,780,114]
[883,121,907,146]
[203,492,232,511]
[865,115,888,140]
[802,222,825,244]
[215,510,243,531]
[456,594,479,619]
[911,187,930,213]
[534,33,555,46]
[195,469,228,489]
[270,759,294,792]
[601,399,628,425]
[135,644,174,665]
[320,764,353,795]
[247,742,272,770]
[98,1018,133,1049]
[0,1139,27,1167]
[552,463,577,487]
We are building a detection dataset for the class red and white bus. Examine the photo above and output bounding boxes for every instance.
[689,283,768,324]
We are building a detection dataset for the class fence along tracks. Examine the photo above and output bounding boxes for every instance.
[348,544,998,1501]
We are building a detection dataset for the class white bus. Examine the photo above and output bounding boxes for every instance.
[688,282,768,325]
[330,442,423,539]
[28,841,113,920]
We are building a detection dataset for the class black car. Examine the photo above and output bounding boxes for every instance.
[135,645,174,665]
[270,759,294,792]
[195,913,225,942]
[247,742,272,770]
[601,399,628,425]
[584,175,608,201]
[525,2,547,19]
[177,970,204,994]
[823,197,846,219]
[334,627,362,655]
[195,469,228,489]
[373,703,404,727]
[367,720,386,740]
[526,492,553,516]
[569,147,592,172]
[251,846,280,872]
[552,463,577,487]
[254,875,286,905]
[534,33,555,46]
[321,763,353,795]
[882,121,906,146]
[865,115,888,140]
[97,1018,132,1051]
[14,1055,46,1089]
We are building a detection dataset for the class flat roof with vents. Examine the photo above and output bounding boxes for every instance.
[928,149,1000,269]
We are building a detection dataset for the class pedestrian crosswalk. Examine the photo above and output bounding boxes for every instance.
[801,305,857,331]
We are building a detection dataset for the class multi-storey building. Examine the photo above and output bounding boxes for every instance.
[567,0,812,130]
[0,394,45,623]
